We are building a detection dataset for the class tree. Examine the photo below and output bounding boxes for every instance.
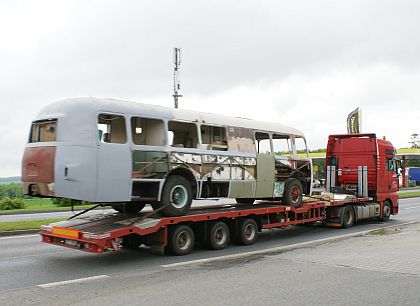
[409,132,420,149]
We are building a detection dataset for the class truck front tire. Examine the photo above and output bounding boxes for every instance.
[380,201,391,222]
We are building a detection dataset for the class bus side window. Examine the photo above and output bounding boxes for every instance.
[272,134,291,157]
[131,117,165,146]
[98,114,127,144]
[201,125,227,151]
[255,132,271,154]
[294,137,308,158]
[168,121,198,149]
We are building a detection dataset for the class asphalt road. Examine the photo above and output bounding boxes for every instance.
[0,198,419,305]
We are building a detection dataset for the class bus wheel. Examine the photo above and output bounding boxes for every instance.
[380,201,391,222]
[167,225,195,256]
[234,218,258,246]
[235,198,255,205]
[204,221,230,250]
[112,202,145,214]
[159,175,193,217]
[283,179,303,208]
[341,205,355,228]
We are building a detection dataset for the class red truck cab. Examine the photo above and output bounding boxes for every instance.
[326,133,399,216]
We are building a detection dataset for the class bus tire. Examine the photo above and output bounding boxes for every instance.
[234,218,258,246]
[341,205,355,228]
[380,201,391,222]
[235,198,255,205]
[283,178,303,208]
[159,175,193,217]
[167,225,195,256]
[204,221,230,250]
[112,202,145,214]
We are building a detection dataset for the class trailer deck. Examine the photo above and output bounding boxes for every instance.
[39,196,374,254]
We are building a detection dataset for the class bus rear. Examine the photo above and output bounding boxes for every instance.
[22,119,57,197]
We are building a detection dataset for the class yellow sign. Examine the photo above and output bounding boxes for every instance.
[52,227,79,239]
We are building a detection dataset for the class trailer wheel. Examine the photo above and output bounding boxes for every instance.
[167,225,195,256]
[204,221,230,250]
[235,198,255,205]
[341,205,355,228]
[112,202,145,214]
[380,201,391,222]
[234,218,258,246]
[282,179,303,208]
[158,175,193,217]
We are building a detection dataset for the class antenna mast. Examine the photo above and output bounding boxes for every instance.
[173,48,182,108]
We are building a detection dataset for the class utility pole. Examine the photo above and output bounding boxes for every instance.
[173,48,182,108]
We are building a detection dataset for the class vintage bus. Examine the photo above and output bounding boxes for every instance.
[22,97,312,216]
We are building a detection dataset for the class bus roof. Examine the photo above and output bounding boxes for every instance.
[36,97,305,137]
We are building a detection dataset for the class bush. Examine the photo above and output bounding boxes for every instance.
[0,183,23,200]
[0,197,26,210]
[51,198,90,207]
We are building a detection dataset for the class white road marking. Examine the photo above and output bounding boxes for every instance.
[403,206,420,210]
[0,234,38,240]
[162,221,418,268]
[38,275,110,288]
[0,251,72,261]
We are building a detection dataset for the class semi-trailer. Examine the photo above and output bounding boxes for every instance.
[39,133,399,256]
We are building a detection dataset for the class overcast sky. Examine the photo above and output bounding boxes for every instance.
[1,0,419,177]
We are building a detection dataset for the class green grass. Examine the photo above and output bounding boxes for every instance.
[400,186,420,191]
[0,218,66,231]
[0,198,94,214]
[399,191,420,199]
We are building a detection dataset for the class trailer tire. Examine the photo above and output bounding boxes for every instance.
[283,179,303,208]
[159,175,193,217]
[380,201,391,222]
[235,198,255,205]
[341,205,355,228]
[112,202,145,214]
[204,221,230,250]
[234,218,258,246]
[167,225,195,256]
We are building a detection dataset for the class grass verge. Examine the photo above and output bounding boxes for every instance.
[0,218,66,231]
[398,191,420,199]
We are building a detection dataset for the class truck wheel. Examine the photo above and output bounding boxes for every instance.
[204,221,230,250]
[112,202,145,214]
[158,175,193,217]
[380,201,391,222]
[234,218,258,246]
[235,198,255,205]
[167,225,195,256]
[341,205,355,228]
[283,179,303,208]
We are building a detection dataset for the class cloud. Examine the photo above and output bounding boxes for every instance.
[0,0,419,176]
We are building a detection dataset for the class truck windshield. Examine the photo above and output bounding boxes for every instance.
[29,119,57,143]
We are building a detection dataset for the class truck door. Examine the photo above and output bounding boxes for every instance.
[96,113,132,202]
[255,132,275,198]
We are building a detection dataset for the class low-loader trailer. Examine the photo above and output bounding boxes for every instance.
[39,133,399,256]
